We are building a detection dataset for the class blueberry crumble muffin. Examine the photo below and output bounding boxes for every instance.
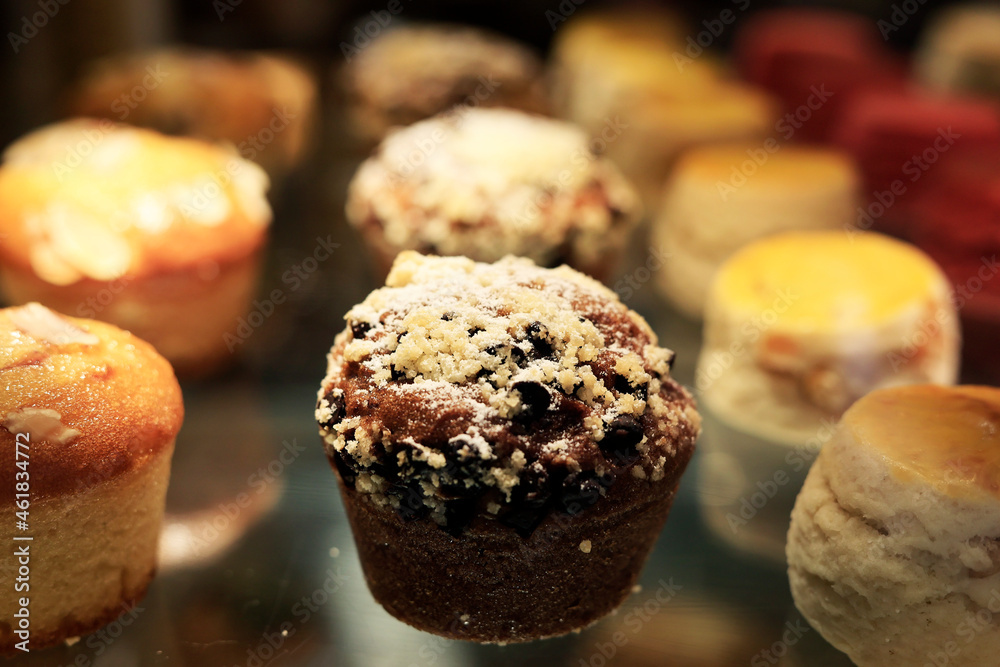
[315,252,700,642]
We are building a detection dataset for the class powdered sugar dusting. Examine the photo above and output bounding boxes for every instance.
[316,253,698,533]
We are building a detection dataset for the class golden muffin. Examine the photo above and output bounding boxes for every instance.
[0,119,272,376]
[67,48,318,177]
[0,302,183,653]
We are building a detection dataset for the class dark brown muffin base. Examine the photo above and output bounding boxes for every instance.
[337,472,680,643]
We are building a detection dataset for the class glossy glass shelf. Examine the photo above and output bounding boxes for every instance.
[12,130,855,667]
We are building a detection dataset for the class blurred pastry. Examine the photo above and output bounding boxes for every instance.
[0,302,182,653]
[345,108,641,282]
[734,8,905,142]
[788,384,1000,667]
[653,144,859,319]
[832,88,1000,237]
[696,231,959,560]
[67,48,318,177]
[917,4,1000,99]
[610,82,778,208]
[551,11,777,206]
[340,23,547,147]
[316,251,700,642]
[0,119,272,376]
[906,141,1000,384]
[550,6,695,131]
[700,230,958,436]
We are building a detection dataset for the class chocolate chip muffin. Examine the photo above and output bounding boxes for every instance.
[315,252,700,643]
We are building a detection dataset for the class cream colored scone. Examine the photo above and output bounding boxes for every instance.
[655,144,860,318]
[0,303,183,654]
[345,108,641,282]
[917,5,1000,99]
[615,87,779,214]
[697,231,959,444]
[66,48,318,176]
[0,119,272,376]
[787,384,1000,667]
[340,24,548,146]
[550,7,710,132]
[550,12,778,206]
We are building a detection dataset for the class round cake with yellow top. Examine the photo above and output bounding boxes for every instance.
[788,384,1000,667]
[0,119,272,375]
[698,230,959,443]
[655,144,859,318]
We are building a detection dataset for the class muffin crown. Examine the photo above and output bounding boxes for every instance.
[317,252,699,535]
[0,303,183,501]
[0,119,271,285]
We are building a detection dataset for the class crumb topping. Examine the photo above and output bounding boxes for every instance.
[345,108,641,270]
[317,253,699,536]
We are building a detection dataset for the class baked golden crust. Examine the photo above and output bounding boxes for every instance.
[0,303,183,502]
[0,569,154,656]
[66,48,317,174]
[0,119,270,284]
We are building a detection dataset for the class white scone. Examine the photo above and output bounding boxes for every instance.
[697,231,959,443]
[655,144,859,319]
[917,4,1000,99]
[787,384,1000,667]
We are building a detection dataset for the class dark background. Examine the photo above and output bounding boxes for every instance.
[0,0,967,149]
